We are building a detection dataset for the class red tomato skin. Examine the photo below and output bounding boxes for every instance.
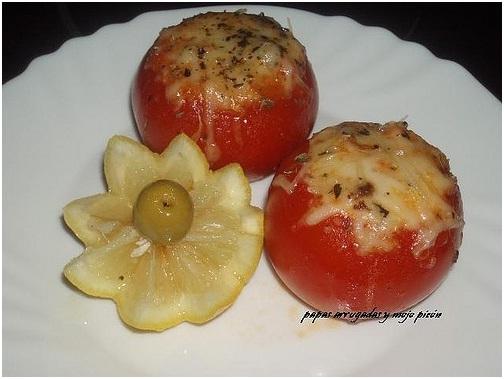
[132,55,318,181]
[265,144,463,313]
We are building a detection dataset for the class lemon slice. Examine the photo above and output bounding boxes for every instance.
[63,134,263,331]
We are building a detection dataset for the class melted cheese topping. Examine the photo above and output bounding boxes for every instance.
[144,11,309,164]
[146,11,307,111]
[273,121,463,256]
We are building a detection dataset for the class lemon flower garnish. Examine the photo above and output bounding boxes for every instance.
[63,134,263,331]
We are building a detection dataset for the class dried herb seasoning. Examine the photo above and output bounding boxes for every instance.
[374,203,389,218]
[333,183,342,199]
[294,153,310,163]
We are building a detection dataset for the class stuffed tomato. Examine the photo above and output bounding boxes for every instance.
[132,11,318,180]
[265,121,464,314]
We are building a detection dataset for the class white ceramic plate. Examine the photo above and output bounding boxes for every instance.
[3,5,501,376]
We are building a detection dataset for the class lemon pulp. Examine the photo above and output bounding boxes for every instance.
[63,134,263,331]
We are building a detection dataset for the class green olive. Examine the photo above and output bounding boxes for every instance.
[133,180,193,244]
